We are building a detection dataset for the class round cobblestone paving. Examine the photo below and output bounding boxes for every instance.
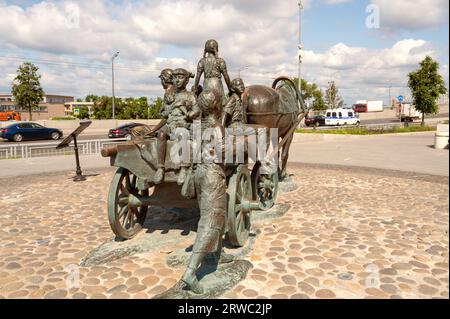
[0,163,448,299]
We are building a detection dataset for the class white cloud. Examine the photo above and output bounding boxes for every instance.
[301,39,445,104]
[0,0,447,106]
[371,0,449,31]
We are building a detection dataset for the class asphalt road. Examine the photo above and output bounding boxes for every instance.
[361,113,448,125]
[0,133,110,144]
[1,113,448,144]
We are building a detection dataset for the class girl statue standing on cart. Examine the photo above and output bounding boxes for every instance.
[191,39,233,105]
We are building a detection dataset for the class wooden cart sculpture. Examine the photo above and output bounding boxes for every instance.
[101,77,306,248]
[101,138,279,247]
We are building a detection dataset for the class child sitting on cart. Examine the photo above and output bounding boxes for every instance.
[153,68,200,186]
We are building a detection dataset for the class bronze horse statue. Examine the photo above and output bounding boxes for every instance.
[242,77,307,180]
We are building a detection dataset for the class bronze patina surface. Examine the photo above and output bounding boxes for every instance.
[101,40,308,294]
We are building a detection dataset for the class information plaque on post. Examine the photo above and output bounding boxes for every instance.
[56,120,92,181]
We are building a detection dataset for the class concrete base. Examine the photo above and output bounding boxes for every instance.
[435,135,449,149]
[154,259,253,299]
[435,124,449,149]
[279,174,299,193]
[80,207,200,267]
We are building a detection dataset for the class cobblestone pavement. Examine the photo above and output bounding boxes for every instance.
[0,163,448,299]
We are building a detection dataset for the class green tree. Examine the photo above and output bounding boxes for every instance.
[324,81,344,109]
[85,94,99,103]
[147,97,163,119]
[89,95,163,120]
[292,78,326,111]
[75,107,90,119]
[408,56,448,126]
[11,62,45,121]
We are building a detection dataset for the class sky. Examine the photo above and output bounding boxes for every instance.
[0,0,448,105]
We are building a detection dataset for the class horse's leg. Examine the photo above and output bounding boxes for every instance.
[280,132,294,180]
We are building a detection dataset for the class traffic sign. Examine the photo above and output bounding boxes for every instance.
[397,95,404,103]
[73,108,80,115]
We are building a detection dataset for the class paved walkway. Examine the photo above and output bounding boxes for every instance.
[290,132,448,176]
[0,164,448,299]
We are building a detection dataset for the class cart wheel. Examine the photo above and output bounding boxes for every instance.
[108,167,149,239]
[251,162,279,210]
[227,165,252,247]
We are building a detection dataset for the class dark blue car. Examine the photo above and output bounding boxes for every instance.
[0,122,63,142]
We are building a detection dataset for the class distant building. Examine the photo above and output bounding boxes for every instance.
[64,101,95,117]
[0,93,74,120]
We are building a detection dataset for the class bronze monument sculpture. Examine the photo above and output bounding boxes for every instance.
[101,39,307,294]
[153,68,200,185]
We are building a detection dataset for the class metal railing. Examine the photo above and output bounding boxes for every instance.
[0,138,127,160]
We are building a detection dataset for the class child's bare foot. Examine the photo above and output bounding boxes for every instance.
[182,271,204,294]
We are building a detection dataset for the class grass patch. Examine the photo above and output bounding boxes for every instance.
[296,125,437,135]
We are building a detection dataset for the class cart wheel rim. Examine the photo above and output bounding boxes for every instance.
[108,167,148,239]
[227,165,252,247]
[251,162,279,210]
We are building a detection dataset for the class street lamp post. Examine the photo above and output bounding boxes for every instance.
[388,85,392,109]
[298,1,303,96]
[111,51,120,120]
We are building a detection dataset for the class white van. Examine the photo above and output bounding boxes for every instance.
[325,108,360,126]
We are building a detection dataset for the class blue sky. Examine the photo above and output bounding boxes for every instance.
[303,0,448,58]
[0,0,448,104]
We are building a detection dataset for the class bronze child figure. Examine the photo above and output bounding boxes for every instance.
[192,39,233,105]
[181,89,234,294]
[153,68,200,185]
[222,78,246,128]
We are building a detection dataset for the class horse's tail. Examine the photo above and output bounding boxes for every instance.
[272,76,306,113]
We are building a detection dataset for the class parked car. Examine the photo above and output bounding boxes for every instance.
[325,108,360,126]
[304,115,326,127]
[0,122,63,142]
[108,123,145,139]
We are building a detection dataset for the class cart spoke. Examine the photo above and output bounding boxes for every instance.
[118,205,128,219]
[120,206,129,225]
[125,173,132,192]
[236,190,242,203]
[120,182,129,196]
[127,209,134,228]
[236,212,243,233]
[118,194,128,206]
